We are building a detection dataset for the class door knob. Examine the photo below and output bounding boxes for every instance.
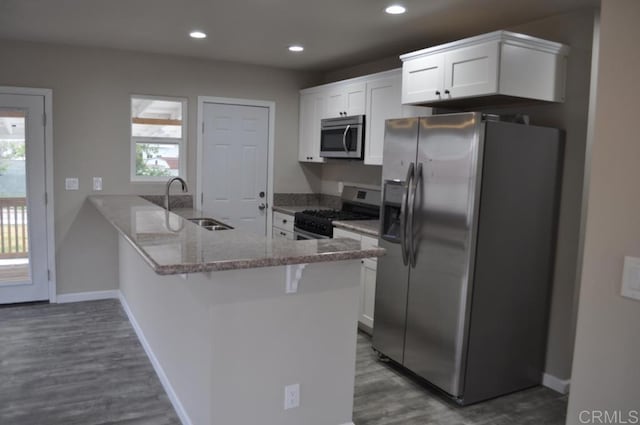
[258,203,266,211]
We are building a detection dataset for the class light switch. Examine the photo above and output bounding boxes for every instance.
[65,178,79,191]
[93,177,103,191]
[621,256,640,301]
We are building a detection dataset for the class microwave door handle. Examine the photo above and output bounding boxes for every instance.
[400,162,414,266]
[342,125,351,153]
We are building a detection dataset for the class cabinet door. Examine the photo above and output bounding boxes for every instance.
[298,92,326,163]
[325,82,366,118]
[273,211,294,232]
[344,82,366,116]
[360,259,377,329]
[365,74,403,165]
[402,53,445,104]
[443,41,500,99]
[325,89,345,119]
[273,228,294,240]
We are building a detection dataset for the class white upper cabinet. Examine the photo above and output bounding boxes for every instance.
[365,74,402,165]
[402,54,445,104]
[401,31,570,106]
[299,70,428,165]
[444,41,500,99]
[298,91,326,163]
[324,82,366,118]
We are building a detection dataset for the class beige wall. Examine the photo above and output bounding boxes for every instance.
[0,40,320,294]
[486,8,597,382]
[567,0,640,422]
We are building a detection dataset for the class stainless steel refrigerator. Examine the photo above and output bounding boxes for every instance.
[373,112,563,405]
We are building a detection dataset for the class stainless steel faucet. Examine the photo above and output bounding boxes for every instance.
[165,177,188,211]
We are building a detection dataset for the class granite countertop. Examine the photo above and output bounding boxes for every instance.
[89,195,384,275]
[333,220,381,237]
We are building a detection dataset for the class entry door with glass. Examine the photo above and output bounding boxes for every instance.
[0,93,49,303]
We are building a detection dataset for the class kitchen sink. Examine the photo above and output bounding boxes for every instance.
[188,218,233,231]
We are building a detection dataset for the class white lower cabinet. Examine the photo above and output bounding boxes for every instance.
[272,211,294,240]
[360,259,377,329]
[334,227,377,331]
[273,228,293,240]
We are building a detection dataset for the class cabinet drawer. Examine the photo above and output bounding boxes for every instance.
[273,228,294,240]
[273,211,294,232]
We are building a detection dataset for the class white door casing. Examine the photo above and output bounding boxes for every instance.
[197,98,274,237]
[0,89,55,304]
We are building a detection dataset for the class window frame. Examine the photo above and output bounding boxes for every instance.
[130,94,187,182]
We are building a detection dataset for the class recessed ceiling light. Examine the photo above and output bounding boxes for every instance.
[385,4,406,14]
[189,31,207,39]
[289,45,304,52]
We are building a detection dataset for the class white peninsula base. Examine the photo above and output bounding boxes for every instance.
[118,235,360,425]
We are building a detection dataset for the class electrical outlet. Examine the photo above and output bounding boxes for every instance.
[65,178,79,191]
[284,383,300,410]
[93,177,103,191]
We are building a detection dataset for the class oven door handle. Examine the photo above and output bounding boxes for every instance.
[342,125,351,154]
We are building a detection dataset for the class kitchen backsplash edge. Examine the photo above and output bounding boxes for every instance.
[273,193,341,209]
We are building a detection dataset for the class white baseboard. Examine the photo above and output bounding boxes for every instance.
[119,293,192,425]
[543,373,571,395]
[56,290,120,303]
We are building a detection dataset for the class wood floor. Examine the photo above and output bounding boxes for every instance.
[0,300,567,425]
[353,332,568,425]
[0,299,180,425]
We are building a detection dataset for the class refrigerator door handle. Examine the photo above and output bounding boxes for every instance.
[400,162,415,266]
[408,163,422,267]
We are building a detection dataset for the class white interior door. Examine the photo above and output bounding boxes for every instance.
[201,102,269,235]
[0,93,49,303]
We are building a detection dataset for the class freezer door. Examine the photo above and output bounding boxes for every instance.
[403,112,483,397]
[372,118,419,363]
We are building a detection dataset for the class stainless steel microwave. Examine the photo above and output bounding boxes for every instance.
[320,115,365,159]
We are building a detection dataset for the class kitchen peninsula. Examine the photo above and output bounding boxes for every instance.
[89,195,384,425]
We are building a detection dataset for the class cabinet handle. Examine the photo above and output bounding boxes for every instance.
[444,89,450,95]
[280,232,286,236]
[282,219,287,224]
[435,90,441,96]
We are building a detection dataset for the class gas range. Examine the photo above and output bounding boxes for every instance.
[293,186,380,239]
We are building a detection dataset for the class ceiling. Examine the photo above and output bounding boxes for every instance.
[0,0,598,72]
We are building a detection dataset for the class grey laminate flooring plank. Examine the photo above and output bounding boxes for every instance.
[0,300,180,425]
[1,300,567,425]
[353,332,567,425]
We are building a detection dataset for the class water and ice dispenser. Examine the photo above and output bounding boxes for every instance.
[380,180,405,243]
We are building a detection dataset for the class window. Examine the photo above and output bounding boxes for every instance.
[130,95,186,181]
